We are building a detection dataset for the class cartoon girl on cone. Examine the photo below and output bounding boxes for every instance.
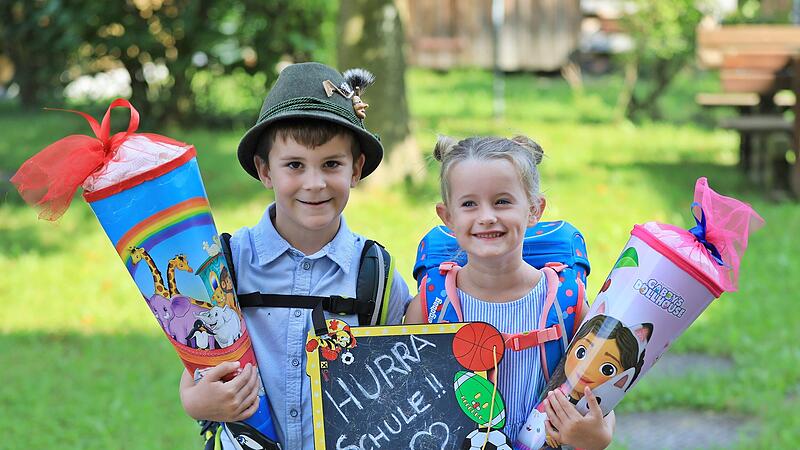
[545,301,653,407]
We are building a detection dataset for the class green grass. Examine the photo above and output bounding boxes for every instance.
[1,67,798,449]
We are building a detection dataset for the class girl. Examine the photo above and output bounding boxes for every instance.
[546,314,652,405]
[404,135,615,449]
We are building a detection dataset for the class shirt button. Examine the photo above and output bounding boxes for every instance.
[302,262,311,270]
[290,409,299,418]
[291,358,300,367]
[294,310,302,318]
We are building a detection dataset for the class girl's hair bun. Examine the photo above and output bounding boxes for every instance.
[510,135,544,165]
[433,135,459,162]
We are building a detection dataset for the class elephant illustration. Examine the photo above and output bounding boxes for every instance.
[195,305,242,348]
[145,294,212,347]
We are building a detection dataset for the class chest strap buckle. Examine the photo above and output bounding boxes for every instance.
[323,295,375,315]
[504,325,562,351]
[324,295,356,315]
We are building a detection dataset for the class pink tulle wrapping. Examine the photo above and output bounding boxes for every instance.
[639,222,725,293]
[642,177,764,293]
[692,177,764,291]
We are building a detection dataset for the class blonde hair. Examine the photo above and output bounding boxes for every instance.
[434,135,545,214]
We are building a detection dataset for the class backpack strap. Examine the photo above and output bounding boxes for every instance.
[200,420,223,450]
[541,263,586,381]
[500,266,562,342]
[420,262,463,323]
[220,233,238,292]
[538,265,562,330]
[538,265,563,382]
[498,264,585,383]
[357,240,393,326]
[219,233,391,329]
[442,262,462,320]
[543,263,570,350]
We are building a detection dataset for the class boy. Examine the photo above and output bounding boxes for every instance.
[179,62,412,449]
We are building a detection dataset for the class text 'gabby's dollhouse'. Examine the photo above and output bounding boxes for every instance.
[634,278,687,318]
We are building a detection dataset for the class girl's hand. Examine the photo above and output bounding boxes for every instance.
[543,387,613,450]
[179,361,261,422]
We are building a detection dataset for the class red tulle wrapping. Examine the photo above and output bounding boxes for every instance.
[10,98,183,221]
[11,135,106,220]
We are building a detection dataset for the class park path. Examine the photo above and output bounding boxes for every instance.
[610,353,756,450]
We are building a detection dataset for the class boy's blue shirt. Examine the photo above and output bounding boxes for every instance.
[221,204,412,449]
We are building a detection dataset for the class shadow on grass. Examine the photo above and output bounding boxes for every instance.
[1,331,198,450]
[602,159,758,211]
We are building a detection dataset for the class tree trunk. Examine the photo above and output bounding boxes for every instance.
[337,0,421,185]
[615,59,638,122]
[14,64,41,109]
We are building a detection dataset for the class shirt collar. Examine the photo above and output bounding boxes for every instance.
[253,203,357,274]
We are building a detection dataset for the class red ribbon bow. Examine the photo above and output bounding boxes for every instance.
[12,99,149,220]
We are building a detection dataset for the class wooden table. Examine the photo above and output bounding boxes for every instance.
[696,25,800,197]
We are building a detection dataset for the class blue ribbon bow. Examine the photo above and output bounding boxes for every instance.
[688,202,725,266]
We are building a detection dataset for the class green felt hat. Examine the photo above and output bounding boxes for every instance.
[237,62,383,180]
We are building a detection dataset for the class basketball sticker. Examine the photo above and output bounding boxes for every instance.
[452,322,505,371]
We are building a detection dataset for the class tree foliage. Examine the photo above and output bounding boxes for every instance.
[1,0,331,125]
[616,0,705,121]
[0,1,83,107]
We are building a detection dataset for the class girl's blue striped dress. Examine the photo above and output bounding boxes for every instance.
[458,275,547,444]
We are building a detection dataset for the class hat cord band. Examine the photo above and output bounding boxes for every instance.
[259,97,363,128]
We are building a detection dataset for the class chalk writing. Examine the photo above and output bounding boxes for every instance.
[312,324,485,450]
[409,422,450,450]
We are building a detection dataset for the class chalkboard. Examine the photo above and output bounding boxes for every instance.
[305,321,508,450]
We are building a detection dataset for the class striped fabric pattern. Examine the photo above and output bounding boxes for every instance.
[458,276,547,443]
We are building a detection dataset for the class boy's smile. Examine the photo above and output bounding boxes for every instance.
[255,134,364,254]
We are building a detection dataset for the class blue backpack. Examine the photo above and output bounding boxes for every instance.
[413,220,590,380]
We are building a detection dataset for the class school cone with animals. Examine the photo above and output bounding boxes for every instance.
[516,177,763,449]
[11,99,281,449]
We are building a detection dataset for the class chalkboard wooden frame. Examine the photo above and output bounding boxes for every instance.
[306,321,505,450]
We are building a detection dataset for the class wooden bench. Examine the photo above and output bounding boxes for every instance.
[696,25,800,197]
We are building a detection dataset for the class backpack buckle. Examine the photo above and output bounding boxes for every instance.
[438,261,458,274]
[505,325,562,351]
[326,295,356,315]
[544,262,567,272]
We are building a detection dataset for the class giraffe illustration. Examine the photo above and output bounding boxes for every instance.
[129,246,170,299]
[167,254,194,298]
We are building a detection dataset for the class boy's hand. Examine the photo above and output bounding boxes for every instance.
[179,361,261,423]
[543,387,613,450]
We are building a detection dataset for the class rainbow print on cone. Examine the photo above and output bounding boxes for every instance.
[12,99,280,448]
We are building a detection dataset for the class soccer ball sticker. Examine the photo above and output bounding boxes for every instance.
[341,350,354,365]
[461,428,512,450]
